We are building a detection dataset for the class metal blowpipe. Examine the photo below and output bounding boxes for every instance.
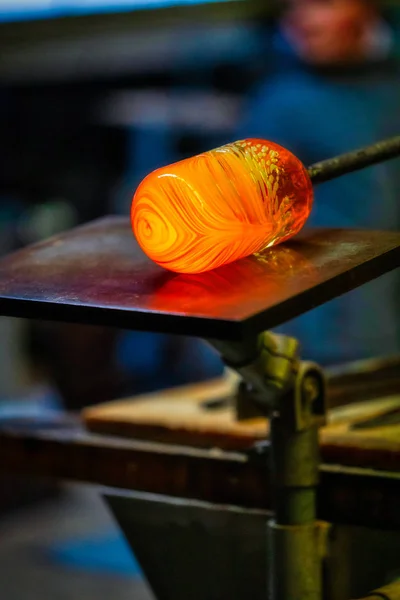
[307,135,400,184]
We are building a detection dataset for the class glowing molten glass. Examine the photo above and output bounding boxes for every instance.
[131,139,313,274]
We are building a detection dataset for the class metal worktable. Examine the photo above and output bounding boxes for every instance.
[0,216,400,600]
[0,216,399,340]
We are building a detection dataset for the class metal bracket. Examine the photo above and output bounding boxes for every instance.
[213,332,326,427]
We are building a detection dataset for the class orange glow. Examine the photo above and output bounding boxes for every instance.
[131,139,313,274]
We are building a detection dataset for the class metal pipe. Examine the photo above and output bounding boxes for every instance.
[307,135,400,184]
[268,417,322,600]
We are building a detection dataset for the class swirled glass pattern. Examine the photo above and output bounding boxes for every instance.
[131,139,313,274]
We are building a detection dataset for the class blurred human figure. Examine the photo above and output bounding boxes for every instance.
[238,0,400,364]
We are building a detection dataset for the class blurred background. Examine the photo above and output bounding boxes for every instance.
[0,0,400,598]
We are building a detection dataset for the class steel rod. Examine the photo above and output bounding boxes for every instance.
[307,135,400,184]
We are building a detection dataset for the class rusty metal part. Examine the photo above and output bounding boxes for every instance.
[0,217,400,340]
[308,136,400,184]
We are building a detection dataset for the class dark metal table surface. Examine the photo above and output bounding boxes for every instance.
[0,216,399,340]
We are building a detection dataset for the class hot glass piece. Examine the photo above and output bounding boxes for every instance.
[131,139,313,274]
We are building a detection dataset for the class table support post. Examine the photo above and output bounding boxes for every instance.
[211,333,327,600]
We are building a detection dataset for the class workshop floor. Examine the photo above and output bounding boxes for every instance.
[0,484,155,600]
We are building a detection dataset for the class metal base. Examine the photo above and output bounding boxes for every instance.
[106,491,268,600]
[105,491,400,600]
[268,519,323,600]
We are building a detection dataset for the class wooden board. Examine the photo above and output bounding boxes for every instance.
[0,216,399,340]
[83,374,400,462]
[84,372,267,450]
